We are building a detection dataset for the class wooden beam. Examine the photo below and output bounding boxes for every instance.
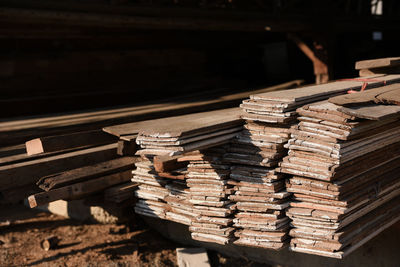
[36,156,137,191]
[28,170,131,208]
[25,130,116,155]
[0,143,118,190]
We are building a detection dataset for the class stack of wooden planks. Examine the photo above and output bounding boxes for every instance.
[223,74,400,251]
[132,156,169,219]
[186,147,236,245]
[225,96,293,249]
[278,95,400,258]
[135,108,243,156]
[131,108,245,224]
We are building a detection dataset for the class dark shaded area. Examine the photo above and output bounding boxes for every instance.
[0,0,398,118]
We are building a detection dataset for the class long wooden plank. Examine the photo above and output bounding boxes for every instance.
[36,157,137,191]
[28,170,131,208]
[328,84,400,107]
[0,80,301,146]
[338,105,400,121]
[108,108,243,139]
[251,74,400,103]
[355,57,400,70]
[0,143,118,190]
[25,130,116,155]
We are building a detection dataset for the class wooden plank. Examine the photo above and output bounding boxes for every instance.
[355,57,400,70]
[338,104,400,121]
[250,74,400,103]
[112,108,243,139]
[0,144,26,158]
[36,156,137,191]
[328,84,400,107]
[0,143,118,190]
[28,170,131,208]
[153,155,189,173]
[25,130,116,155]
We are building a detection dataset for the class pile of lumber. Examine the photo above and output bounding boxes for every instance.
[224,98,293,249]
[186,147,235,245]
[279,95,400,258]
[164,178,194,226]
[156,155,194,226]
[135,108,243,156]
[132,156,169,219]
[224,74,400,251]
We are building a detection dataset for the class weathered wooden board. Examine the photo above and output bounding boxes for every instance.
[338,104,400,120]
[251,74,400,103]
[37,156,137,191]
[28,170,132,207]
[329,84,400,107]
[355,57,400,70]
[106,108,243,139]
[25,130,116,155]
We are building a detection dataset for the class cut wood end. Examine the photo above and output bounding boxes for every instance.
[25,138,44,156]
[27,195,38,208]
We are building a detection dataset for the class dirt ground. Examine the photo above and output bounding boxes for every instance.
[0,204,269,267]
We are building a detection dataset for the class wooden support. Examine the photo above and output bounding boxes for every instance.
[36,156,137,191]
[25,130,116,155]
[28,170,131,208]
[0,143,118,190]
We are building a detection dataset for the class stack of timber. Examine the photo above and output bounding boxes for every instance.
[132,152,196,225]
[186,147,235,245]
[224,74,400,250]
[165,178,194,226]
[135,108,243,156]
[225,105,292,249]
[356,57,400,77]
[278,93,400,258]
[132,156,169,220]
[154,154,193,226]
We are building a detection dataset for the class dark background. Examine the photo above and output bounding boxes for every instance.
[0,0,397,117]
